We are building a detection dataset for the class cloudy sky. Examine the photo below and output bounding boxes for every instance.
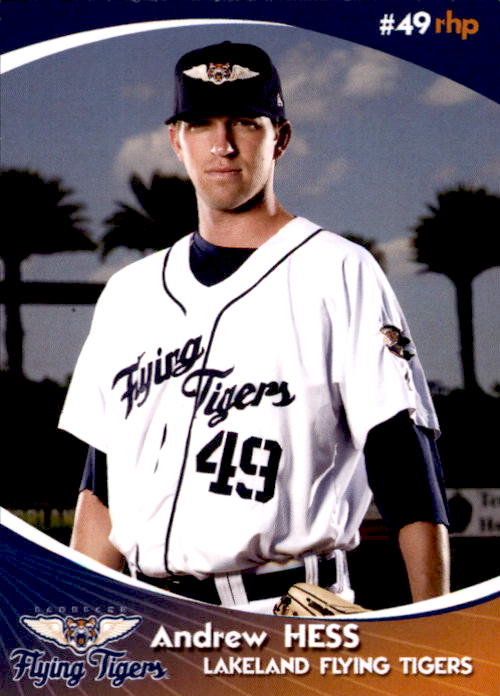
[2,21,499,390]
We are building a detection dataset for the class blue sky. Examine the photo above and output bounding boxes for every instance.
[2,21,499,390]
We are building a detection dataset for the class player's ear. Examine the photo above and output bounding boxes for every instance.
[168,123,184,163]
[274,120,292,160]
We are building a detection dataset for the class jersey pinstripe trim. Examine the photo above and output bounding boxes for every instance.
[161,247,187,315]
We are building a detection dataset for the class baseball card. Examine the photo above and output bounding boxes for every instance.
[1,1,500,694]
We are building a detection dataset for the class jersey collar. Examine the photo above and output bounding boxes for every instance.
[162,216,322,316]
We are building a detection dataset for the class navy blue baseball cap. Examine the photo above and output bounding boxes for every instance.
[165,41,286,124]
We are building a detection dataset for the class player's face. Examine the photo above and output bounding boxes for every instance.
[169,115,290,212]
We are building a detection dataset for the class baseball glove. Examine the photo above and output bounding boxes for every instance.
[273,582,370,617]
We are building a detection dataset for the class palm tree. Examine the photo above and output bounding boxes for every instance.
[412,185,500,392]
[0,169,96,379]
[101,173,198,258]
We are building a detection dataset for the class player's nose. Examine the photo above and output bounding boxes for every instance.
[210,120,236,156]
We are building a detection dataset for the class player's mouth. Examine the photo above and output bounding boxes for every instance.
[205,167,242,178]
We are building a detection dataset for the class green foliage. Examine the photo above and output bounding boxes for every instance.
[413,185,500,283]
[0,168,95,263]
[0,168,96,378]
[101,173,198,257]
[412,185,500,392]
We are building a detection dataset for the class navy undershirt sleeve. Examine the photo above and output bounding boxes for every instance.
[364,410,449,530]
[79,446,108,507]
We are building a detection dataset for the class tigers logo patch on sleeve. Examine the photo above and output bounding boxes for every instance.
[380,325,414,361]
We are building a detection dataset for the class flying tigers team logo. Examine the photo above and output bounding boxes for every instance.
[11,613,169,688]
[183,62,260,84]
[380,324,415,361]
[20,614,141,655]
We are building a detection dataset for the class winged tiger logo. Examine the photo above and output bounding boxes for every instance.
[20,614,142,656]
[183,63,260,84]
[380,324,414,361]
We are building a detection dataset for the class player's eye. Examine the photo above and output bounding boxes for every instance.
[232,118,259,129]
[185,119,211,130]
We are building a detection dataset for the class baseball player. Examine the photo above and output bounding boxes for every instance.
[60,41,450,613]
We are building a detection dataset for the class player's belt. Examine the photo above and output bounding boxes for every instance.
[136,557,337,604]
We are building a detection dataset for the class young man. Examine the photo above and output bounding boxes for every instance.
[60,41,449,613]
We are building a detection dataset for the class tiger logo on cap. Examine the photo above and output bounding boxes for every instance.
[207,62,232,83]
[184,63,260,84]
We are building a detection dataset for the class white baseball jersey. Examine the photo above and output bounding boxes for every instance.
[59,216,438,579]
